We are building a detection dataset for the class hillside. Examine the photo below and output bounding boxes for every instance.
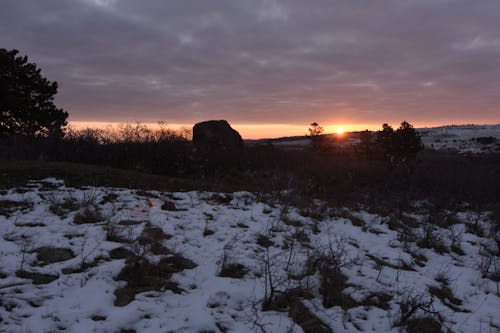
[418,124,500,154]
[0,179,498,332]
[248,124,500,154]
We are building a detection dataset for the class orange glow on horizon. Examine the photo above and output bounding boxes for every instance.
[69,121,380,139]
[68,120,489,140]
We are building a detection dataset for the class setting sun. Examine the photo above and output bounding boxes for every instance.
[335,127,345,135]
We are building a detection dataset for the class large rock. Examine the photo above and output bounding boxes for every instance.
[192,120,243,149]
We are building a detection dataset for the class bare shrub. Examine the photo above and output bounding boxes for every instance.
[104,221,127,243]
[313,237,356,309]
[405,317,442,333]
[394,291,444,331]
[288,300,332,333]
[428,272,464,311]
[478,244,499,287]
[257,234,275,248]
[416,225,448,254]
[48,195,79,218]
[450,227,465,255]
[74,206,103,224]
[258,221,315,311]
[361,291,393,310]
[218,241,247,278]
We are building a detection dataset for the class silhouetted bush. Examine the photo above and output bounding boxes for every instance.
[1,123,499,208]
[357,121,423,167]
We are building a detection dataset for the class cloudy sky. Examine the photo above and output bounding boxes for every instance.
[1,0,499,136]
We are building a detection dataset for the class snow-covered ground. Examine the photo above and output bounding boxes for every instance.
[0,179,499,333]
[418,124,500,154]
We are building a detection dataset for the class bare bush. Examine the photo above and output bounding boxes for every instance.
[416,224,448,254]
[394,290,444,332]
[218,242,247,279]
[74,206,104,224]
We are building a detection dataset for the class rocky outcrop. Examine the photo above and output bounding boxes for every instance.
[192,120,243,150]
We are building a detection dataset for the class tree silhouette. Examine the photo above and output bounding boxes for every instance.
[376,123,396,159]
[308,122,324,137]
[308,122,326,151]
[360,121,423,167]
[394,121,423,159]
[0,49,68,137]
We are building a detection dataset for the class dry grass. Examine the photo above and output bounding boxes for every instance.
[0,199,33,217]
[114,253,196,306]
[0,160,210,191]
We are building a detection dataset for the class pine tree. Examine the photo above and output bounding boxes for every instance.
[394,121,423,158]
[0,49,68,137]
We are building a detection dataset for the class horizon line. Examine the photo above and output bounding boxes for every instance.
[68,120,500,140]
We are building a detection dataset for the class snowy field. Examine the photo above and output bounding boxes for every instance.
[418,124,500,154]
[0,179,499,333]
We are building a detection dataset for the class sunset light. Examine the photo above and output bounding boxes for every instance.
[1,2,500,331]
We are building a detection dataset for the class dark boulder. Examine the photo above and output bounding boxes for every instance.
[192,120,243,150]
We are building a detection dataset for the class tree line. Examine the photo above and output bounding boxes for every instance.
[308,121,423,167]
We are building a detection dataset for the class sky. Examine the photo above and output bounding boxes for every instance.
[1,0,500,138]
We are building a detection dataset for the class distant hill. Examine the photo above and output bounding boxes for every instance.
[246,124,500,153]
[417,124,500,153]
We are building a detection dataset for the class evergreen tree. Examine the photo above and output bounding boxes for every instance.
[373,121,423,167]
[394,121,423,159]
[0,49,68,137]
[358,129,374,156]
[376,123,396,160]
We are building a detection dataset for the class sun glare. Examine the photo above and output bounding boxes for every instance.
[335,127,345,135]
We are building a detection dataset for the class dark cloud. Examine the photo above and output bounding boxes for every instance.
[1,0,499,125]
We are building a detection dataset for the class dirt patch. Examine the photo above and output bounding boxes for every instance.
[74,206,104,224]
[16,270,59,285]
[110,247,134,260]
[114,254,196,306]
[91,314,107,321]
[208,194,232,205]
[36,247,75,265]
[428,284,465,312]
[48,197,80,218]
[218,263,247,278]
[289,300,332,333]
[158,253,197,273]
[361,291,393,310]
[136,225,172,255]
[405,317,442,333]
[0,200,33,217]
[256,235,274,248]
[15,222,46,227]
[100,192,119,204]
[119,329,136,333]
[104,223,129,243]
[366,253,416,271]
[118,220,143,226]
[161,201,177,211]
[282,218,303,227]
